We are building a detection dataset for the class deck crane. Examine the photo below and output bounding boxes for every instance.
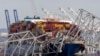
[5,10,11,31]
[13,9,19,23]
[67,7,78,16]
[42,8,53,18]
[59,7,74,22]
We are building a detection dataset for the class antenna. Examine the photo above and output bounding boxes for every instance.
[30,0,38,16]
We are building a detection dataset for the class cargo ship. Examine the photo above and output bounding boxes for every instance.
[0,9,100,56]
[6,16,85,56]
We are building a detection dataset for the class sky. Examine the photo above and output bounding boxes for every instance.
[0,0,100,29]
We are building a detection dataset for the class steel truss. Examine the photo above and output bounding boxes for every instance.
[0,31,65,56]
[74,9,100,55]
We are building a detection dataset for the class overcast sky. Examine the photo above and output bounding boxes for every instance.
[0,0,100,29]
